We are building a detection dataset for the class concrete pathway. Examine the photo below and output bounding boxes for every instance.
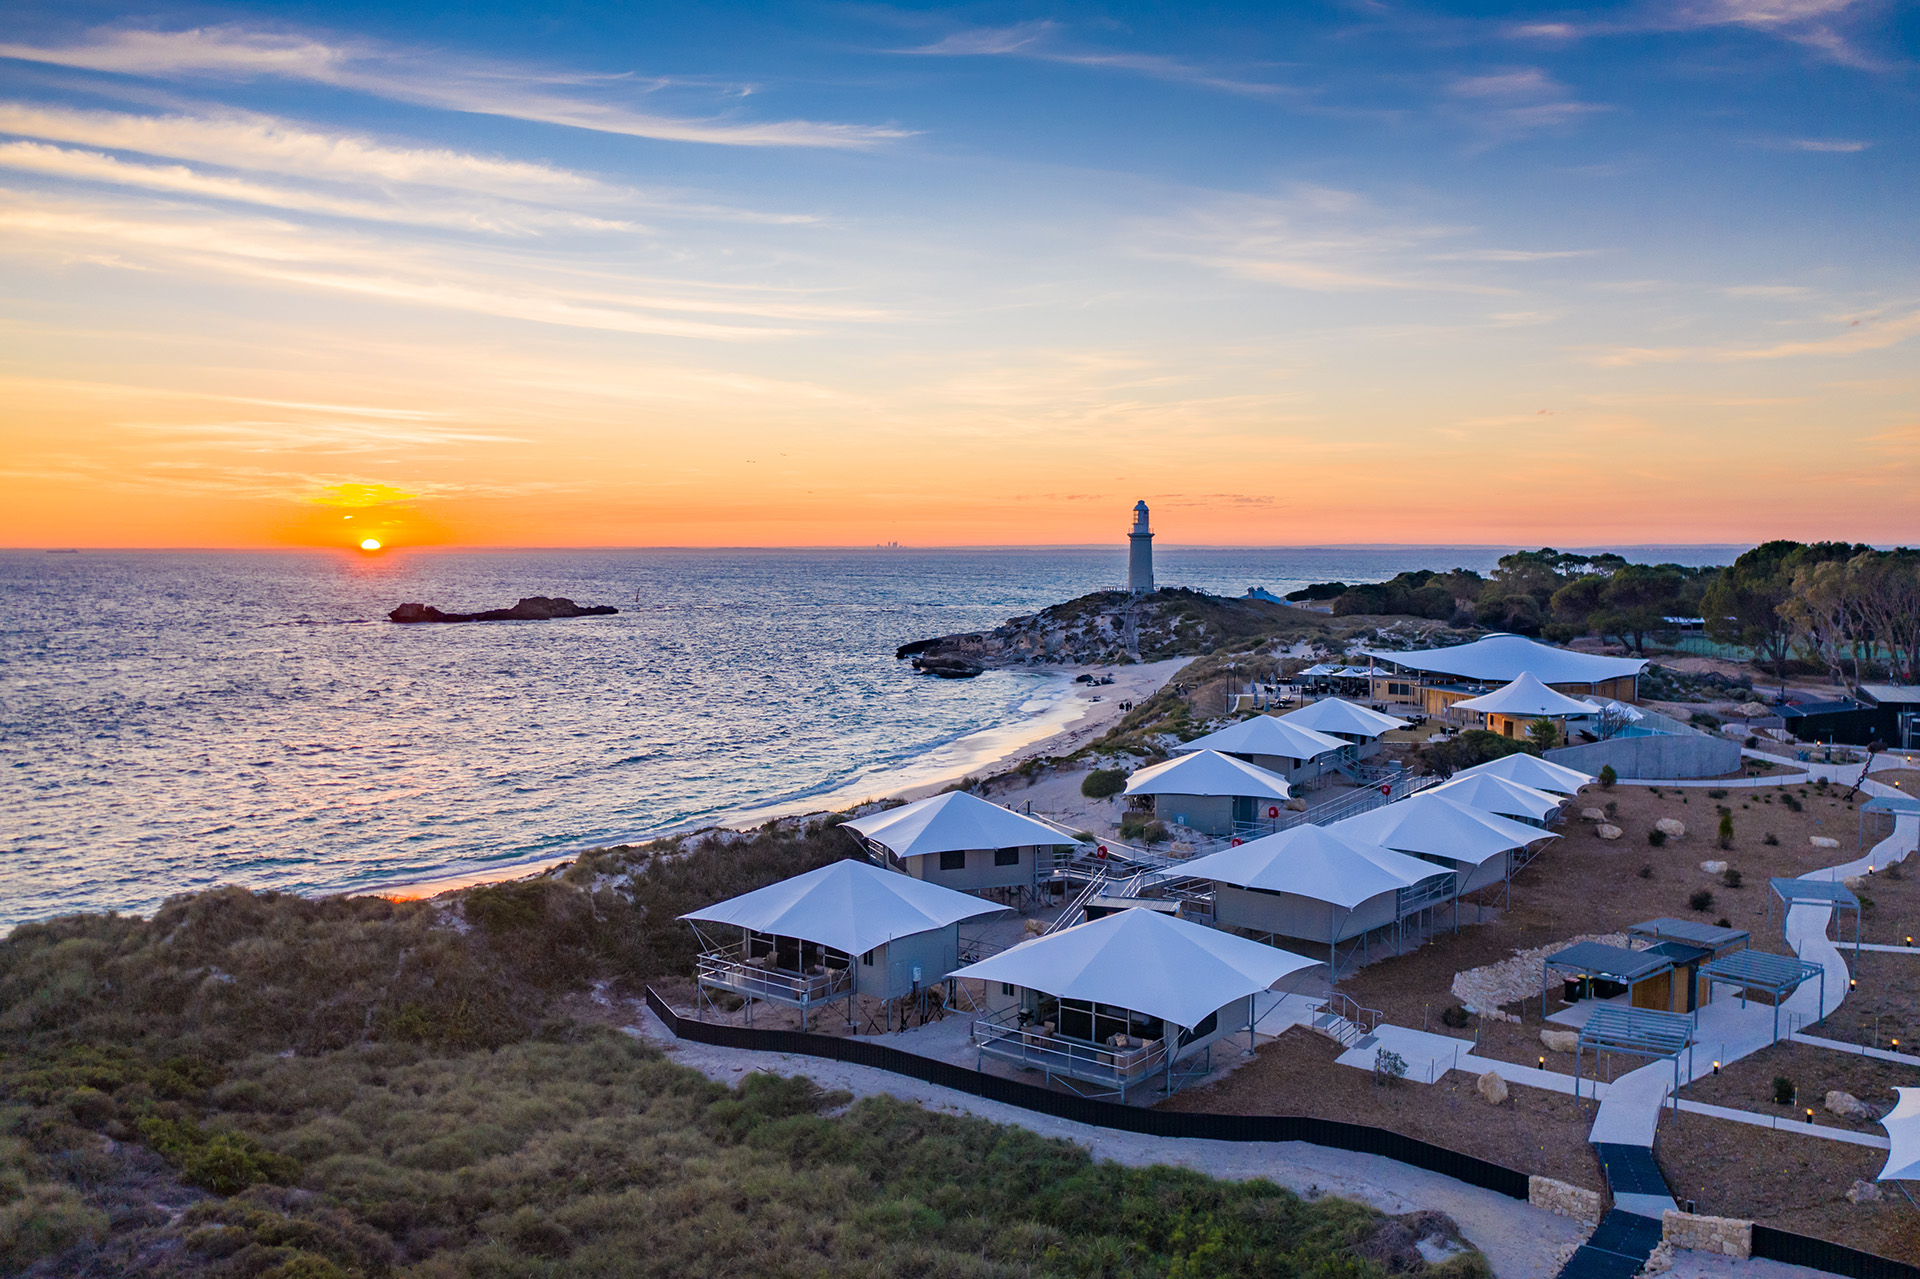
[1789,1033,1920,1067]
[1674,1099,1891,1148]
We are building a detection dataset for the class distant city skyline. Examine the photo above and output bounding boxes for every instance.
[0,2,1915,548]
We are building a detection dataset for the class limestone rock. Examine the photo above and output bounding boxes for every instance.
[1826,1090,1879,1120]
[1656,818,1687,839]
[1812,836,1840,849]
[1847,1180,1883,1204]
[1597,824,1623,841]
[1581,807,1607,823]
[1476,1070,1509,1105]
[1701,860,1728,874]
[1528,1175,1604,1225]
[1540,1029,1579,1053]
[1740,702,1774,718]
[1844,875,1866,890]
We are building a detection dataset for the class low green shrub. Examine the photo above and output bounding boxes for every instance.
[1689,889,1714,912]
[1080,768,1127,799]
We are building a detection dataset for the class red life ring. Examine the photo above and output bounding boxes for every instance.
[1230,837,1243,847]
[1095,845,1108,859]
[1267,805,1280,819]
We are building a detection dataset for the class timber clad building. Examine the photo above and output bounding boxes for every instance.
[1358,633,1647,719]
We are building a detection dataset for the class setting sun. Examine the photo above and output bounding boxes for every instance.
[359,538,382,551]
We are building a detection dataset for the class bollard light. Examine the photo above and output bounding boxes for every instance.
[1538,1056,1546,1070]
[1851,979,1858,991]
[1895,1038,1902,1051]
[1806,1108,1815,1124]
[1712,1060,1720,1075]
[1908,935,1914,947]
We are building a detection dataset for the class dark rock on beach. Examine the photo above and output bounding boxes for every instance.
[389,597,618,624]
[910,655,987,679]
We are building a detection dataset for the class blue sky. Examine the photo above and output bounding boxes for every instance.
[0,1,1914,547]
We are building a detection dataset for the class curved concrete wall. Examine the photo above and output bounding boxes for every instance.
[1546,733,1741,780]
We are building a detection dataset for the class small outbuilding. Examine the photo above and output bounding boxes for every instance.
[1173,715,1348,783]
[1123,750,1293,836]
[1544,941,1682,1015]
[952,907,1316,1100]
[841,789,1080,903]
[1624,917,1749,1013]
[1180,824,1456,976]
[680,858,1006,1027]
[1279,697,1410,760]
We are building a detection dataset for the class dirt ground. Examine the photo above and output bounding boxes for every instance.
[1158,1025,1607,1191]
[1683,1041,1905,1133]
[1658,1113,1920,1263]
[1815,950,1920,1047]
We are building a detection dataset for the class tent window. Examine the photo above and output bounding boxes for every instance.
[1388,682,1411,696]
[940,850,966,871]
[1001,983,1014,997]
[861,949,875,966]
[994,847,1020,866]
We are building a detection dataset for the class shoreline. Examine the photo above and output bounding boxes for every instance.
[378,656,1191,903]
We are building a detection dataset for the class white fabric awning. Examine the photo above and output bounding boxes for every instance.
[1453,752,1594,796]
[1280,697,1409,739]
[1882,1087,1920,1180]
[1424,773,1567,823]
[950,907,1316,1029]
[1180,824,1445,908]
[1452,672,1603,718]
[1359,634,1647,685]
[1174,715,1346,763]
[841,790,1075,859]
[1333,793,1556,868]
[679,858,1004,955]
[1124,750,1292,801]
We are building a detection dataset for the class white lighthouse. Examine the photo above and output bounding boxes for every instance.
[1127,500,1155,594]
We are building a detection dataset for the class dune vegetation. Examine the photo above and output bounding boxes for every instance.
[2,823,1489,1278]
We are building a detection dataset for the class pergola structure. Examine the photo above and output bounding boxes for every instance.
[1698,949,1827,1043]
[1769,876,1862,955]
[1860,794,1920,852]
[1544,942,1677,1017]
[1576,1005,1694,1112]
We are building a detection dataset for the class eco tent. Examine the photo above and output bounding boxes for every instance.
[953,907,1316,1099]
[1450,672,1601,741]
[840,789,1078,900]
[1172,715,1347,782]
[1278,697,1409,759]
[1122,749,1293,836]
[1452,752,1594,797]
[1333,791,1557,897]
[1879,1088,1920,1182]
[1423,772,1569,826]
[1179,824,1454,976]
[680,858,1006,1026]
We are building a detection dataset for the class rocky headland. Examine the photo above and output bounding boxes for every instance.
[389,596,618,624]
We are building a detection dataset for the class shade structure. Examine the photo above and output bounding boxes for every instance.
[1173,715,1346,763]
[841,789,1075,859]
[1424,773,1567,824]
[679,858,1004,956]
[1123,750,1292,801]
[950,906,1316,1031]
[1453,752,1594,796]
[1359,633,1646,685]
[1452,672,1605,719]
[1180,824,1441,908]
[1334,792,1555,870]
[1279,697,1409,739]
[1881,1088,1920,1180]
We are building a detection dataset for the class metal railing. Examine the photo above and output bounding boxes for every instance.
[1313,992,1383,1048]
[971,1006,1169,1090]
[694,945,851,1007]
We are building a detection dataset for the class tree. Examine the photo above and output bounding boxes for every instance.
[1851,550,1920,684]
[1702,541,1865,679]
[1526,717,1562,752]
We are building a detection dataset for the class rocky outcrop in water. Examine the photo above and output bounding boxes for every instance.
[389,597,618,624]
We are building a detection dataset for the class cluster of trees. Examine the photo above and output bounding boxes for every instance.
[1708,541,1920,683]
[1288,542,1919,682]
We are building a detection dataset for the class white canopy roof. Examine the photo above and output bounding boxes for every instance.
[1333,793,1556,868]
[1362,634,1646,685]
[1180,824,1446,908]
[1454,752,1594,796]
[1174,715,1346,763]
[1452,671,1605,718]
[1881,1087,1920,1180]
[950,906,1316,1030]
[1280,697,1409,739]
[679,858,1004,955]
[1123,750,1292,801]
[840,790,1074,859]
[1424,772,1568,823]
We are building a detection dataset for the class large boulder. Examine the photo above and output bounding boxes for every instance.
[1827,1091,1879,1120]
[1540,1029,1579,1054]
[1597,824,1623,841]
[1848,1180,1883,1204]
[1701,860,1729,875]
[1476,1071,1509,1106]
[1656,818,1687,839]
[1580,808,1607,823]
[1812,836,1840,849]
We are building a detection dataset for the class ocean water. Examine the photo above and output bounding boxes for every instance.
[0,545,1737,928]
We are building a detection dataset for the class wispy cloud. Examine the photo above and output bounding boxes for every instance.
[1506,0,1885,69]
[1446,68,1607,134]
[1785,137,1872,151]
[0,26,909,148]
[901,21,1285,97]
[1587,307,1920,365]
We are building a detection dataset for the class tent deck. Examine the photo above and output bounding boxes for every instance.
[695,943,852,1011]
[972,1005,1173,1100]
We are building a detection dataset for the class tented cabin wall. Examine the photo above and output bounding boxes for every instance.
[853,927,960,1000]
[979,985,1252,1059]
[1237,752,1329,784]
[1213,883,1399,943]
[903,845,1039,892]
[1148,793,1234,836]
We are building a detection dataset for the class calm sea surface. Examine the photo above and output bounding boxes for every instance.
[0,546,1737,927]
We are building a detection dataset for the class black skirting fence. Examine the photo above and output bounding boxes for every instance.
[646,987,1920,1279]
